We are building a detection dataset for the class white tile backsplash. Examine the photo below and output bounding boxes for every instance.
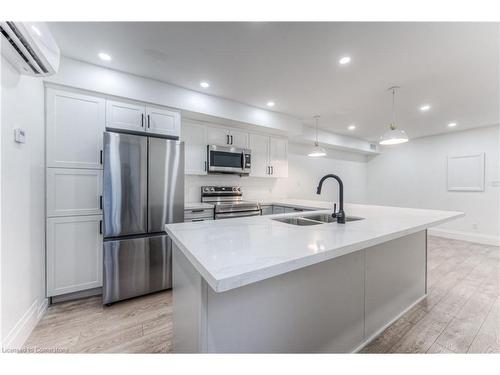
[185,174,289,203]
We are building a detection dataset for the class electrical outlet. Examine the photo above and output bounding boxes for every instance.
[14,128,26,143]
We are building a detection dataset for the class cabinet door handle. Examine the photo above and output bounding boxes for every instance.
[141,114,144,127]
[99,220,103,235]
[204,161,207,172]
[191,209,204,213]
[100,150,103,165]
[226,134,230,145]
[271,166,274,175]
[99,195,103,210]
[147,115,150,128]
[230,135,233,145]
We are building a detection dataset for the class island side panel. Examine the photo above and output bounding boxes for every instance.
[364,230,427,340]
[172,244,208,353]
[204,251,365,353]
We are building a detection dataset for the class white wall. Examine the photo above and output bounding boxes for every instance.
[366,125,500,245]
[1,57,47,349]
[287,143,368,204]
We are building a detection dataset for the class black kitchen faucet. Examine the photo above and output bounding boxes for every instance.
[316,174,346,224]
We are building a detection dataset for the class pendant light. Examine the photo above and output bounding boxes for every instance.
[308,115,326,157]
[379,86,409,145]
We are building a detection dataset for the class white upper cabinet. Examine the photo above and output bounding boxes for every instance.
[182,121,208,175]
[269,136,288,178]
[248,134,288,178]
[47,168,103,217]
[146,106,181,138]
[249,133,270,177]
[229,129,248,148]
[106,100,181,138]
[106,99,146,133]
[206,125,230,146]
[46,88,105,169]
[206,125,248,148]
[46,215,103,297]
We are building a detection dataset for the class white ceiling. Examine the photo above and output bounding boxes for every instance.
[47,22,499,141]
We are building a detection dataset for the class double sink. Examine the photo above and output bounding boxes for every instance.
[273,213,364,226]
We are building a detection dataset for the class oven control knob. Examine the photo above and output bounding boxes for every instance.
[210,187,215,192]
[232,187,237,191]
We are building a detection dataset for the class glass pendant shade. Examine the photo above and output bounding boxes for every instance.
[379,86,409,146]
[308,142,327,157]
[379,124,409,145]
[308,115,326,157]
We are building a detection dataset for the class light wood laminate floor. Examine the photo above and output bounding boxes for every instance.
[23,236,499,353]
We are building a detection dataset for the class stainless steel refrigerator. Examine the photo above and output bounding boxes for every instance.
[102,131,184,304]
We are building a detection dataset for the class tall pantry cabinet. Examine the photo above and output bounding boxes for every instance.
[45,87,105,297]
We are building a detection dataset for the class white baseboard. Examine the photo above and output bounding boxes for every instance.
[2,298,48,351]
[428,228,500,246]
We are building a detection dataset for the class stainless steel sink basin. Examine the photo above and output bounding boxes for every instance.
[272,213,364,225]
[302,214,365,223]
[272,217,323,226]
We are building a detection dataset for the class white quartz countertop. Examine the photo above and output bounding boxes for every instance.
[169,200,463,292]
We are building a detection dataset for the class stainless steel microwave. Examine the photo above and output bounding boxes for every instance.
[207,145,251,175]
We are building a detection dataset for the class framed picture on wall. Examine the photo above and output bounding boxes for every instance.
[447,153,485,192]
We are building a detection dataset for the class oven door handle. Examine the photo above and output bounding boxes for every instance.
[215,211,262,219]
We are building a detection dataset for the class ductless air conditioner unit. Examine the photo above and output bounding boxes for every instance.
[1,21,60,76]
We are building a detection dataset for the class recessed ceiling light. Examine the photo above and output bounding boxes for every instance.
[31,25,42,36]
[98,52,112,61]
[348,124,356,131]
[448,122,457,128]
[266,101,275,107]
[420,104,431,111]
[339,56,351,65]
[200,81,210,88]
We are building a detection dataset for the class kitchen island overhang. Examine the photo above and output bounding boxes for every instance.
[166,202,463,353]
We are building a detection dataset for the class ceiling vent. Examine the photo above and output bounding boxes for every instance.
[1,21,60,76]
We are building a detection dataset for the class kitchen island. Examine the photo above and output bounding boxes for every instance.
[165,201,463,353]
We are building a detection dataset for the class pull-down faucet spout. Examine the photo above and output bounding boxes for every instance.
[316,174,346,224]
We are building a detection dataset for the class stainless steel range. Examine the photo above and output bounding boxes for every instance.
[201,186,261,219]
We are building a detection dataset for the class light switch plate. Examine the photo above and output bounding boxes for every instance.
[14,128,26,143]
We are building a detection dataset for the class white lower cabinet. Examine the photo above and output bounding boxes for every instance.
[47,168,102,217]
[272,206,285,214]
[47,215,103,297]
[261,205,273,215]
